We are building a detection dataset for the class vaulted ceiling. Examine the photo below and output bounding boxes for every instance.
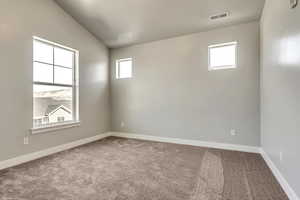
[55,0,265,48]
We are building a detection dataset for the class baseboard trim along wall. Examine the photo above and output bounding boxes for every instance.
[0,131,261,170]
[0,132,111,171]
[260,149,299,200]
[0,131,298,200]
[111,132,261,153]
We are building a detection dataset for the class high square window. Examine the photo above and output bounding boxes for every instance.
[116,58,133,79]
[208,41,237,71]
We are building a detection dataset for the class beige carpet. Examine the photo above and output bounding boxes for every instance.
[0,137,288,200]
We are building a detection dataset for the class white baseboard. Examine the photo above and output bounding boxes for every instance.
[110,132,260,153]
[0,132,112,171]
[260,149,299,200]
[0,131,260,171]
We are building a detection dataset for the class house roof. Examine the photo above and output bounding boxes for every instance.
[45,105,71,116]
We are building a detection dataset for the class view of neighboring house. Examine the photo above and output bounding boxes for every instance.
[34,105,72,126]
[33,88,73,126]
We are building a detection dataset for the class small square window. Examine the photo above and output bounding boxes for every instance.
[116,58,132,79]
[208,41,237,71]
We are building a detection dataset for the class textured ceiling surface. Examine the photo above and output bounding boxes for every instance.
[55,0,265,48]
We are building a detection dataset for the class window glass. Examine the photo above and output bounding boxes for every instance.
[209,42,237,70]
[33,40,53,64]
[117,58,132,79]
[54,66,73,85]
[33,62,53,83]
[33,85,73,127]
[54,47,74,68]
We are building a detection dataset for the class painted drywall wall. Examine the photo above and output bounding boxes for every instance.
[0,0,110,162]
[260,0,300,197]
[110,21,260,146]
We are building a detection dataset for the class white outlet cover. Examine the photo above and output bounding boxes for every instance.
[24,137,29,145]
[230,129,236,136]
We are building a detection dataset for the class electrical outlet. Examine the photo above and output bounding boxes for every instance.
[230,129,236,136]
[279,151,283,162]
[121,121,125,128]
[24,137,29,145]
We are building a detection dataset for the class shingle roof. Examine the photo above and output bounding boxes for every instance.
[45,105,61,116]
[45,105,71,116]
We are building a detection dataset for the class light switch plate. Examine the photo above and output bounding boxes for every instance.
[230,129,236,136]
[290,0,298,9]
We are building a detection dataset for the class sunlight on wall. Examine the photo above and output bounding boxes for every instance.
[279,34,300,67]
[89,62,108,84]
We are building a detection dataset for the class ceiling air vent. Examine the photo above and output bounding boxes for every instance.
[210,12,229,20]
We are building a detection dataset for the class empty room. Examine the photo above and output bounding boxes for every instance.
[0,0,299,199]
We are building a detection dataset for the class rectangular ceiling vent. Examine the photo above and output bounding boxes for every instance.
[210,12,229,20]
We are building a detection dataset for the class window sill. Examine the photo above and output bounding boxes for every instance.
[31,121,80,135]
[209,65,236,71]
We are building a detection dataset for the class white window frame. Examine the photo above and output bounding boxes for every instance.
[31,36,80,134]
[116,58,133,79]
[208,41,237,71]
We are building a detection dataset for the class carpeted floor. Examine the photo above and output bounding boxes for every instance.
[0,137,288,200]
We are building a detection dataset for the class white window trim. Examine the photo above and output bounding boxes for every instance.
[208,41,237,71]
[116,58,133,79]
[32,36,80,134]
[31,121,81,135]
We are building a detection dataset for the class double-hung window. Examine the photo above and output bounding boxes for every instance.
[32,37,79,132]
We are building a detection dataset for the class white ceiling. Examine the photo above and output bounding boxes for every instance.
[55,0,265,48]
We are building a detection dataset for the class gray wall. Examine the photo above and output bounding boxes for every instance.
[261,0,300,197]
[0,0,110,162]
[110,21,260,147]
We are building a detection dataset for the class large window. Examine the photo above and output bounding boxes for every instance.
[208,41,237,71]
[33,37,78,129]
[116,58,133,79]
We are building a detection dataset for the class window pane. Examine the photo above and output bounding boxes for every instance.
[54,66,73,85]
[33,62,53,83]
[33,40,53,64]
[210,44,236,68]
[118,59,132,78]
[54,47,74,68]
[33,84,73,127]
